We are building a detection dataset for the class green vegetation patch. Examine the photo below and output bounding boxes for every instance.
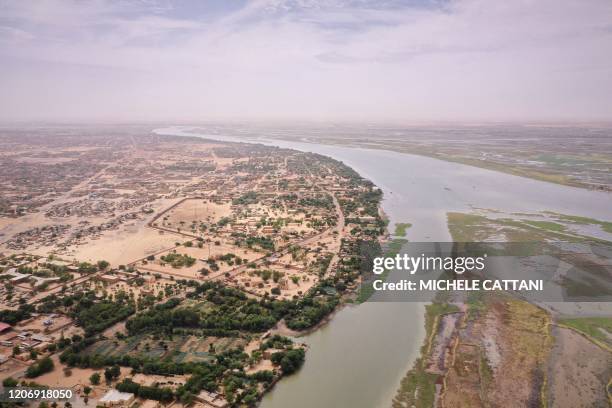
[284,295,338,331]
[522,220,567,233]
[392,302,459,408]
[446,212,493,242]
[25,356,54,378]
[558,317,612,349]
[549,213,612,233]
[448,210,612,244]
[392,359,438,408]
[160,252,196,268]
[421,303,459,353]
[466,291,486,322]
[232,191,259,205]
[356,238,407,303]
[394,222,412,237]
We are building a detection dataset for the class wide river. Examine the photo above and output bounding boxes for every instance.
[155,127,612,408]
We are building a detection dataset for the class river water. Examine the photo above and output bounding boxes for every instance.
[154,126,612,408]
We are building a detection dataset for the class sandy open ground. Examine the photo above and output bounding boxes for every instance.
[140,240,262,279]
[66,226,182,265]
[547,326,611,408]
[161,199,232,230]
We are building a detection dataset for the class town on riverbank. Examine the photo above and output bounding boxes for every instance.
[0,126,389,407]
[1,125,610,408]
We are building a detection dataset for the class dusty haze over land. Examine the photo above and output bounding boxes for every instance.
[1,0,612,122]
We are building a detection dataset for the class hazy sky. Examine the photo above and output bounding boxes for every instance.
[1,0,611,122]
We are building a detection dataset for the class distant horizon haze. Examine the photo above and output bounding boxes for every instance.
[1,0,611,123]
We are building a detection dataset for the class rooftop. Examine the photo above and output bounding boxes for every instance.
[99,389,135,403]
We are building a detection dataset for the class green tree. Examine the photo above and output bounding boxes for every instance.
[89,372,101,385]
[180,392,194,406]
[110,365,121,379]
[104,368,113,383]
[25,356,54,378]
[2,377,18,387]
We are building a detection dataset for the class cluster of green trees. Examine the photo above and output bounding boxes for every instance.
[223,373,261,406]
[284,294,339,331]
[271,348,305,375]
[37,289,135,336]
[116,378,174,402]
[0,303,34,325]
[13,261,76,283]
[333,239,382,293]
[217,217,231,227]
[160,252,196,268]
[298,195,333,210]
[16,265,34,274]
[40,262,73,282]
[204,257,220,272]
[25,356,54,378]
[230,233,275,252]
[232,191,259,205]
[2,377,18,387]
[244,236,274,251]
[126,299,199,335]
[253,269,284,283]
[62,345,179,374]
[311,254,333,276]
[57,283,351,403]
[190,282,339,333]
[260,335,293,350]
[37,290,91,313]
[77,262,97,274]
[123,281,341,338]
[74,294,135,336]
[104,365,121,382]
[61,336,275,406]
[193,285,281,332]
[219,253,243,266]
[317,153,369,186]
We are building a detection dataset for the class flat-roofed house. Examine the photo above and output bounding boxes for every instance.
[196,391,229,408]
[100,274,120,284]
[99,389,135,407]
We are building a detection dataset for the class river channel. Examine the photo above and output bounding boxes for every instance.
[154,126,612,408]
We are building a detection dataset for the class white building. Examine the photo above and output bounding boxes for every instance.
[99,389,135,407]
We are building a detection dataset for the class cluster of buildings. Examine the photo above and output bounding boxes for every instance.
[3,224,72,251]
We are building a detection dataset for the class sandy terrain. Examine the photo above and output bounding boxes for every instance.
[69,229,182,268]
[426,312,461,374]
[0,217,16,230]
[161,199,232,230]
[246,359,275,374]
[17,315,74,338]
[236,264,318,299]
[139,241,262,280]
[35,355,99,388]
[93,279,171,304]
[547,326,611,408]
[0,358,29,380]
[441,343,484,407]
[33,356,133,407]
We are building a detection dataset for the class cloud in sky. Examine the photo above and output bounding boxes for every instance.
[0,0,611,122]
